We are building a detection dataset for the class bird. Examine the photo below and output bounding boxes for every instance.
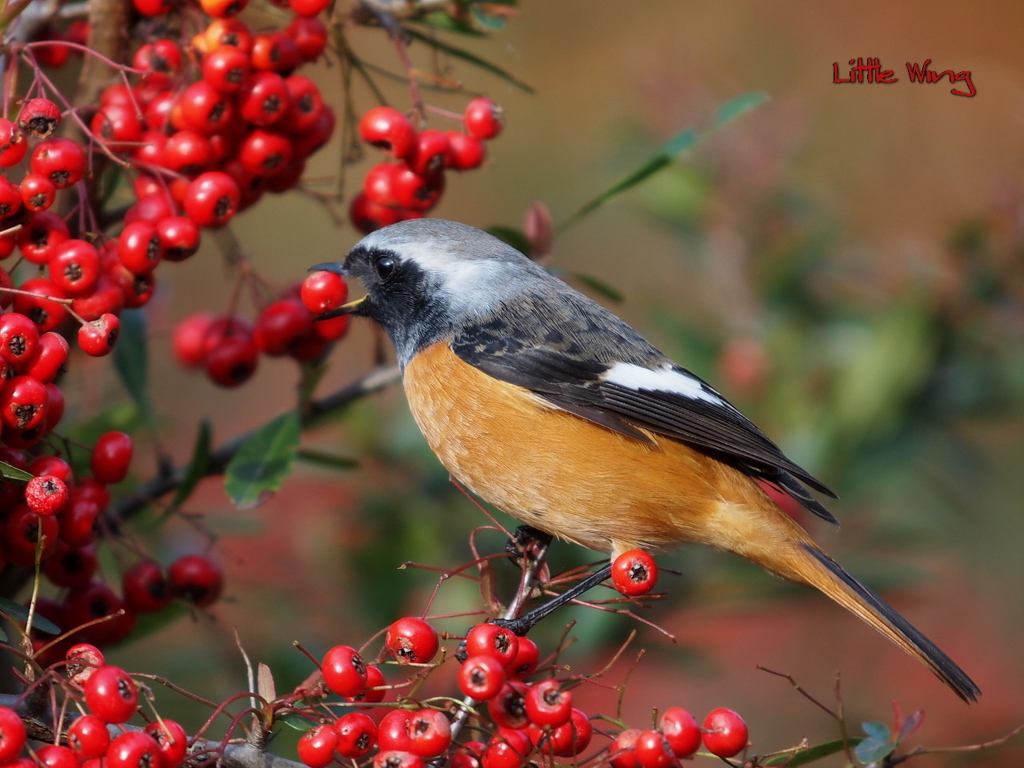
[310,218,980,702]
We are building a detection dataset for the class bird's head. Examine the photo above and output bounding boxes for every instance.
[310,219,545,366]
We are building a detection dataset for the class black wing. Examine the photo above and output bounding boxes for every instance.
[452,330,839,525]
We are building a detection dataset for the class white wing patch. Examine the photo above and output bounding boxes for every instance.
[603,362,727,406]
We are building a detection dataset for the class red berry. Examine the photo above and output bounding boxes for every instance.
[238,128,293,177]
[445,131,486,171]
[285,16,327,61]
[30,138,86,189]
[90,431,133,484]
[488,682,529,730]
[348,192,404,234]
[144,718,188,768]
[66,643,106,685]
[481,729,530,768]
[250,32,299,74]
[288,0,329,17]
[506,636,539,679]
[44,541,97,588]
[91,104,143,150]
[177,80,236,136]
[406,129,449,177]
[19,173,57,211]
[457,653,505,701]
[392,166,444,212]
[360,107,416,159]
[282,75,322,133]
[540,708,591,758]
[321,645,368,697]
[84,666,137,723]
[633,730,678,768]
[172,312,214,368]
[658,708,700,759]
[300,270,348,314]
[48,239,101,295]
[17,212,70,265]
[203,334,258,387]
[297,724,338,768]
[156,216,201,262]
[0,312,39,366]
[465,623,518,668]
[0,375,47,430]
[168,554,223,606]
[463,98,503,140]
[0,705,27,761]
[202,46,250,94]
[334,711,377,759]
[4,503,58,564]
[78,313,121,356]
[609,729,642,768]
[36,744,78,768]
[183,171,240,227]
[407,709,451,758]
[162,130,213,176]
[524,680,572,728]
[133,40,182,79]
[238,72,291,127]
[106,731,161,768]
[611,549,658,596]
[0,118,28,167]
[0,176,21,218]
[17,98,62,138]
[384,617,439,664]
[701,708,748,759]
[377,709,413,752]
[122,560,172,613]
[64,580,134,646]
[68,714,111,760]
[25,474,68,515]
[119,221,164,275]
[349,663,386,705]
[363,162,401,208]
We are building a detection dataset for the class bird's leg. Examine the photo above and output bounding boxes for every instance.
[493,562,613,636]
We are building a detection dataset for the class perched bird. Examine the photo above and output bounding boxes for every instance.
[312,218,979,702]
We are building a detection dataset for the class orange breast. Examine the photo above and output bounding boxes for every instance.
[402,343,812,560]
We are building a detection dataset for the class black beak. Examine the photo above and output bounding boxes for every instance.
[309,261,347,276]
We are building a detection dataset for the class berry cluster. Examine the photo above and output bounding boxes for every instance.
[292,612,751,768]
[351,98,503,234]
[0,644,190,768]
[171,268,349,387]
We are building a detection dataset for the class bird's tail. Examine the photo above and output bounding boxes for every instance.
[787,542,980,702]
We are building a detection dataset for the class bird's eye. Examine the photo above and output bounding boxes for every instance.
[373,254,396,281]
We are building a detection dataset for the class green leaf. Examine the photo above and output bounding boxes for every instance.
[400,25,535,93]
[168,419,212,513]
[0,460,32,483]
[224,412,301,510]
[760,738,863,767]
[855,722,894,764]
[112,309,155,428]
[560,92,768,229]
[0,597,60,635]
[297,449,359,470]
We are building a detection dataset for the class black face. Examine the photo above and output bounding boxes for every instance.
[342,244,452,366]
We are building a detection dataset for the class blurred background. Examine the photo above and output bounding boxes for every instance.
[79,0,1024,764]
